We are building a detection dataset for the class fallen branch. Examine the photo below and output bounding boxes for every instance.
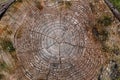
[0,0,15,20]
[104,0,120,21]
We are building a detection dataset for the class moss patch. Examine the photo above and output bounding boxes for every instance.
[58,1,72,9]
[110,0,120,12]
[0,38,15,53]
[97,16,112,26]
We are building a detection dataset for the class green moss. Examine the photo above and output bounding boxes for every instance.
[0,0,8,3]
[0,38,15,53]
[0,61,12,74]
[97,16,112,26]
[0,62,7,70]
[110,0,120,12]
[116,78,120,80]
[92,27,109,42]
[58,1,72,9]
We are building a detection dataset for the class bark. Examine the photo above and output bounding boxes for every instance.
[104,0,120,21]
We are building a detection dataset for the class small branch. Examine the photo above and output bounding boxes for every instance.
[104,0,120,21]
[0,0,15,20]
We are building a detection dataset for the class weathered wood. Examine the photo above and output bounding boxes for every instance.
[104,0,120,21]
[0,0,15,19]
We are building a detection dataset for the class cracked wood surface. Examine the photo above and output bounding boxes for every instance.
[0,0,110,80]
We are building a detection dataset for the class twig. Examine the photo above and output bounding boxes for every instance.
[0,0,15,20]
[104,0,120,21]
